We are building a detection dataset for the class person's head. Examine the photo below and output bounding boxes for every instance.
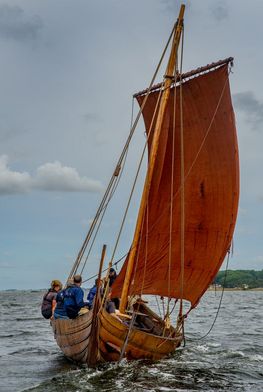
[51,279,62,292]
[95,278,101,285]
[73,275,82,286]
[66,278,74,288]
[109,268,116,277]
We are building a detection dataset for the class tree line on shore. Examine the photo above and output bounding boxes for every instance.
[214,269,263,288]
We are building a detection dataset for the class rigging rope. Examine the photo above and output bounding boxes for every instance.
[81,252,127,284]
[193,248,231,341]
[68,23,177,281]
[155,295,162,317]
[103,76,164,293]
[169,299,178,316]
[79,99,133,276]
[105,78,165,295]
[108,77,166,276]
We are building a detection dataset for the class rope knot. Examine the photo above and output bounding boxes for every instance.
[114,164,121,177]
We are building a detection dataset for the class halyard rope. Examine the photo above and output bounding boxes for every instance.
[69,23,177,281]
[79,99,133,276]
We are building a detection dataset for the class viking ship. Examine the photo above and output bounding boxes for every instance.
[52,4,239,365]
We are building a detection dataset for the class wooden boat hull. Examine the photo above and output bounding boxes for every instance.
[51,304,182,364]
[51,310,93,363]
[98,306,183,362]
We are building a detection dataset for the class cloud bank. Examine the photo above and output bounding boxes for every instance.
[0,4,43,42]
[0,155,103,195]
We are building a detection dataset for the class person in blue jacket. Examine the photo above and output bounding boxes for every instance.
[86,278,99,309]
[54,275,88,319]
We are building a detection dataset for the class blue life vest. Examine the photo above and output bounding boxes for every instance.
[55,287,82,319]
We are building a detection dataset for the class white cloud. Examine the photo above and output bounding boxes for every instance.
[34,161,103,192]
[0,155,31,195]
[0,155,103,195]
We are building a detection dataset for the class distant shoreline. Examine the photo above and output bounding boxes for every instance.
[2,287,263,293]
[208,287,263,291]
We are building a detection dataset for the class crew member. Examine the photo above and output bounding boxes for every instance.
[54,275,88,319]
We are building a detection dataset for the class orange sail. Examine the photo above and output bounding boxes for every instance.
[112,63,239,307]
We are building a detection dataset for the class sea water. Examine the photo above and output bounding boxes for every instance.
[0,290,262,391]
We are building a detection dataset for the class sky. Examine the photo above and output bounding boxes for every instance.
[0,0,262,290]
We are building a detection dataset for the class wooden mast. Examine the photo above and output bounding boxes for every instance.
[119,4,185,313]
[87,244,106,366]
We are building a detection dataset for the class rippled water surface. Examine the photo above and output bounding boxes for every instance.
[0,290,262,391]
